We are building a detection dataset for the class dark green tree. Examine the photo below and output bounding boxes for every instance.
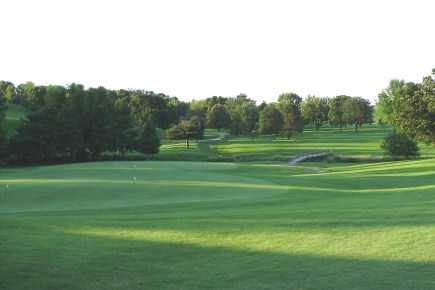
[301,96,329,130]
[8,107,63,163]
[0,93,8,156]
[277,93,303,139]
[259,104,283,134]
[110,97,136,155]
[139,125,160,154]
[342,97,373,132]
[228,110,243,135]
[207,104,231,131]
[381,131,420,159]
[374,80,417,125]
[391,70,435,144]
[328,95,351,128]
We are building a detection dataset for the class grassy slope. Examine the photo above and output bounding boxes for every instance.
[157,129,224,161]
[2,159,435,289]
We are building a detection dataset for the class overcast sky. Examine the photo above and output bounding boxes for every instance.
[1,0,434,103]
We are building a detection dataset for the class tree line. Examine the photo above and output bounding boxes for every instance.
[0,83,188,164]
[0,81,376,164]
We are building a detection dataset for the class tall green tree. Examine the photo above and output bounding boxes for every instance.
[239,102,258,134]
[4,84,16,103]
[277,93,303,139]
[374,80,417,125]
[138,125,160,154]
[0,93,8,156]
[342,97,373,132]
[228,110,243,135]
[9,107,64,163]
[224,95,258,135]
[110,97,136,155]
[259,104,283,134]
[207,104,231,131]
[130,91,174,129]
[301,96,329,130]
[391,69,435,144]
[328,95,351,128]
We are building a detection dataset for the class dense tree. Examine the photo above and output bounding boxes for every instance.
[207,104,231,131]
[4,84,17,103]
[228,110,243,135]
[9,107,64,163]
[342,97,373,131]
[110,97,136,155]
[277,93,303,139]
[257,101,267,113]
[390,70,435,144]
[188,99,208,120]
[374,80,417,125]
[239,102,259,134]
[259,104,283,134]
[7,84,165,163]
[328,95,351,128]
[0,81,14,98]
[381,131,419,159]
[75,86,115,159]
[206,96,227,110]
[0,93,8,155]
[137,125,161,154]
[224,95,258,135]
[129,91,180,129]
[301,96,329,130]
[168,97,189,123]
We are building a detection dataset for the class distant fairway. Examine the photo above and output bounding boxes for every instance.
[212,126,435,160]
[2,159,435,289]
[156,126,435,162]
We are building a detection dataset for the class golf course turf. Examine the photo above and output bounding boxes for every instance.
[2,156,435,289]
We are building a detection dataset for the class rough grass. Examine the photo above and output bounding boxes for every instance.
[2,159,435,289]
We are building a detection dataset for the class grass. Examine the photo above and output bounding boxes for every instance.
[213,125,435,160]
[2,159,435,289]
[4,104,27,136]
[156,126,435,162]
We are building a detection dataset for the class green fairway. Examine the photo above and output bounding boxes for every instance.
[2,159,435,289]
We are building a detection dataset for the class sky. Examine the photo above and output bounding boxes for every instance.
[1,0,434,103]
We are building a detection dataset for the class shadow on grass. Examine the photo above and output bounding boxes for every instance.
[2,228,435,290]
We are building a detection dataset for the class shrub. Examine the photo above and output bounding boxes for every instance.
[141,125,160,154]
[381,132,419,159]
